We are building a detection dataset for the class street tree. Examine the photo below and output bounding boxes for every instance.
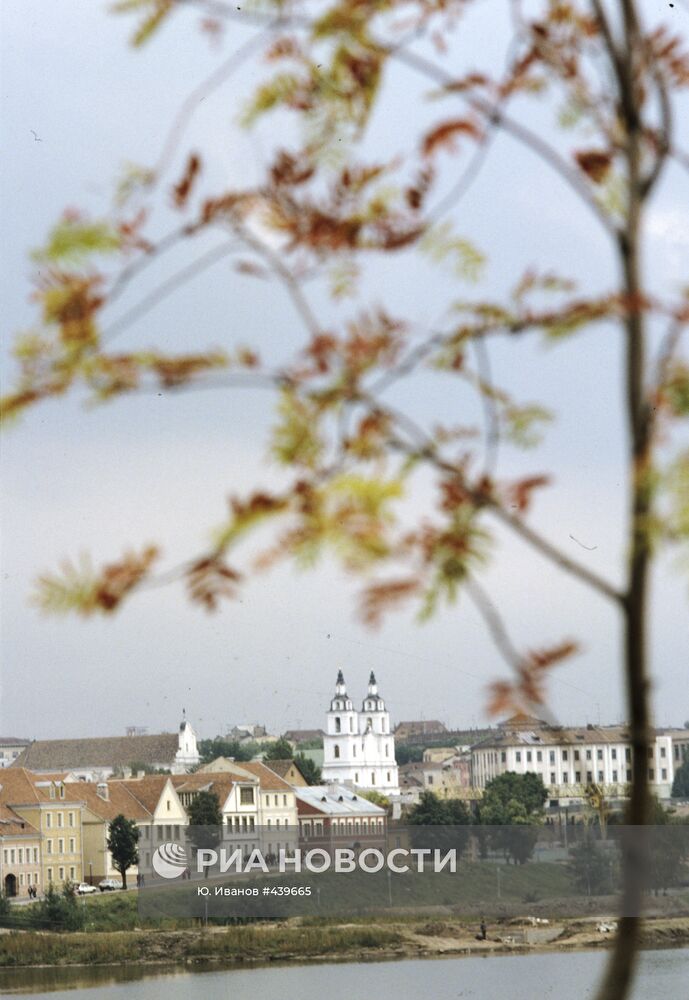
[188,790,223,873]
[4,2,689,998]
[106,814,140,891]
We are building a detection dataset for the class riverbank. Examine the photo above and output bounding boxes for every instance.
[1,915,688,970]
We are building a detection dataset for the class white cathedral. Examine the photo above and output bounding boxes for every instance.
[322,670,400,794]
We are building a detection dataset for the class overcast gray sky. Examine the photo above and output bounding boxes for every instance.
[1,0,688,741]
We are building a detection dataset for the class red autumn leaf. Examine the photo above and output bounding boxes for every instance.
[507,474,551,513]
[172,153,202,209]
[422,119,483,158]
[574,149,613,183]
[360,578,420,627]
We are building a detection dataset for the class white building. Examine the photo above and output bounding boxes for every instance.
[471,723,677,805]
[322,671,399,794]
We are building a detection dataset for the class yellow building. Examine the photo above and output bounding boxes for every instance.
[0,769,84,888]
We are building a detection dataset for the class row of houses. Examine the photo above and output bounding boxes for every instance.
[0,759,388,899]
[397,715,689,808]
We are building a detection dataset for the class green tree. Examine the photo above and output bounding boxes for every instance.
[569,835,618,896]
[107,814,140,890]
[5,3,689,998]
[671,757,689,799]
[262,738,296,761]
[408,791,471,858]
[360,789,391,811]
[395,745,424,766]
[188,790,223,872]
[29,882,85,931]
[198,738,258,764]
[480,772,548,818]
[293,752,321,785]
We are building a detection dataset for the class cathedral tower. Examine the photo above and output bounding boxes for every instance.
[322,670,399,793]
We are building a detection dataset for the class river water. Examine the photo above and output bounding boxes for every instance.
[1,949,687,998]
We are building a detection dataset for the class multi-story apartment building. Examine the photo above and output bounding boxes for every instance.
[0,769,85,887]
[171,772,262,859]
[0,804,41,898]
[471,723,676,805]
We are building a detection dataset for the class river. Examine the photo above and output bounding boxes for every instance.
[1,949,687,998]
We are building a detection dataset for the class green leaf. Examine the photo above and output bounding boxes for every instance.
[420,222,485,282]
[34,219,121,264]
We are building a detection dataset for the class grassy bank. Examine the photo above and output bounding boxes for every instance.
[2,915,689,970]
[0,924,404,968]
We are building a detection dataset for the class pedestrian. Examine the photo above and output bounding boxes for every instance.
[480,918,487,940]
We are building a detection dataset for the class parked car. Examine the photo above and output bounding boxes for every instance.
[75,882,98,895]
[98,878,123,892]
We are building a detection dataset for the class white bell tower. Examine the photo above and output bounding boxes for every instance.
[322,670,399,793]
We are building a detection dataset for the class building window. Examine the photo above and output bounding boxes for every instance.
[537,751,542,763]
[648,747,653,759]
[355,772,359,782]
[57,813,64,828]
[550,772,556,784]
[649,768,655,781]
[597,749,603,760]
[69,838,75,853]
[662,768,667,780]
[598,771,604,782]
[371,772,376,785]
[283,795,287,806]
[549,751,555,764]
[575,771,581,783]
[562,750,568,761]
[47,840,53,855]
[563,772,568,784]
[69,867,76,880]
[526,751,532,763]
[660,746,666,759]
[47,868,53,882]
[58,867,65,881]
[428,775,434,785]
[627,770,632,782]
[335,717,341,733]
[46,814,52,829]
[58,839,64,854]
[612,770,618,782]
[334,744,340,759]
[387,771,391,782]
[68,812,75,827]
[240,787,254,805]
[587,771,593,783]
[265,795,270,806]
[611,748,617,760]
[574,750,580,761]
[586,750,592,761]
[274,795,278,806]
[515,751,521,763]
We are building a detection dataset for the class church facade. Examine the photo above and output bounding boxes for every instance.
[322,671,399,794]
